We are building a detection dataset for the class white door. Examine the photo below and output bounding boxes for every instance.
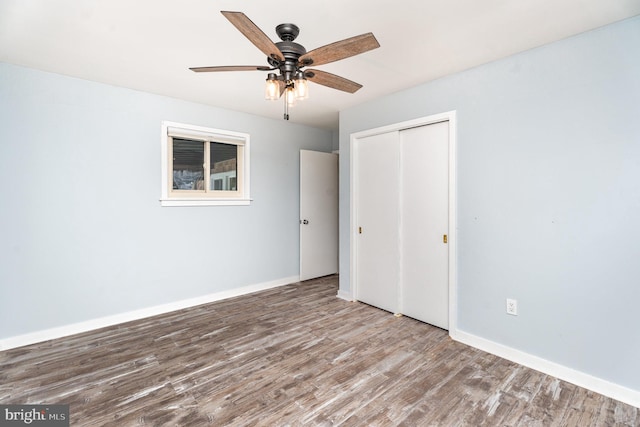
[400,122,449,329]
[300,150,338,281]
[354,132,400,313]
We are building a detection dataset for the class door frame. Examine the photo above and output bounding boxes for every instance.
[350,110,457,331]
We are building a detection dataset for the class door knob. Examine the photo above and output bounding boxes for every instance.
[302,219,309,225]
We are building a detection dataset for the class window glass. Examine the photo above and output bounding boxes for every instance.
[172,138,204,190]
[210,142,238,191]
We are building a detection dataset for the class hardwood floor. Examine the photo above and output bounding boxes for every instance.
[1,275,638,426]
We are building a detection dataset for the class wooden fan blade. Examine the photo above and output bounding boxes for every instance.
[221,11,284,62]
[298,33,379,67]
[304,69,363,93]
[190,65,271,72]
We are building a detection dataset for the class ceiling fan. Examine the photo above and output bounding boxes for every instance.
[190,11,380,120]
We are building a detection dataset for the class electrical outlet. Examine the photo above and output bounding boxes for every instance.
[506,298,518,316]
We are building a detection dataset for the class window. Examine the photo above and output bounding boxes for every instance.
[160,121,250,206]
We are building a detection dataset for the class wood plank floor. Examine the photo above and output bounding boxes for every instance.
[0,275,638,426]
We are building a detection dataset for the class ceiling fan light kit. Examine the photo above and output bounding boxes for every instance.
[190,11,380,120]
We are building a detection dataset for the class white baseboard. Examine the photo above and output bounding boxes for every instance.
[336,290,353,301]
[450,329,640,409]
[0,275,299,351]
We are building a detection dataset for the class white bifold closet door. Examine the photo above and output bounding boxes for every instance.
[355,121,449,329]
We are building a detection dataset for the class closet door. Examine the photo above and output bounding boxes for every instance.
[355,132,400,313]
[400,122,449,329]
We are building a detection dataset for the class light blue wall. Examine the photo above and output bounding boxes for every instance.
[339,16,640,391]
[0,63,332,339]
[331,130,339,152]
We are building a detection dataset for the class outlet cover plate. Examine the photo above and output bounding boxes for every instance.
[506,298,518,316]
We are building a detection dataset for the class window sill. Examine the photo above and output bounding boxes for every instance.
[160,198,252,207]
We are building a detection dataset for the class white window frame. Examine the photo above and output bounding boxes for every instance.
[160,121,251,206]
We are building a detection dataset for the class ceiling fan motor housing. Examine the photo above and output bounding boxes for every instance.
[268,23,307,80]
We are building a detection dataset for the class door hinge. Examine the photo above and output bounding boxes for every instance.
[358,226,362,234]
[443,234,448,243]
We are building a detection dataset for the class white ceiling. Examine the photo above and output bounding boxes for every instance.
[1,1,639,130]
